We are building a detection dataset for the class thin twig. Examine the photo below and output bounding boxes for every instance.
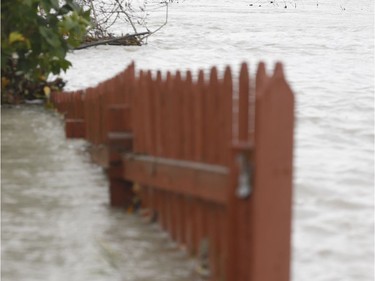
[140,2,168,40]
[113,0,138,34]
[89,0,104,37]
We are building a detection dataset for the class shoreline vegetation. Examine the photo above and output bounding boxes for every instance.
[1,0,167,105]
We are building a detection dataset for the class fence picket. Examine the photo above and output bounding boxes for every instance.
[195,70,205,162]
[51,61,294,281]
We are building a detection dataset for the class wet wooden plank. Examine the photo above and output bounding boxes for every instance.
[122,154,229,204]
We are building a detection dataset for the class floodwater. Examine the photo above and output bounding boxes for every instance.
[2,0,374,280]
[1,106,197,281]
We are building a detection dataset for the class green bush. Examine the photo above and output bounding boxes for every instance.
[1,0,90,103]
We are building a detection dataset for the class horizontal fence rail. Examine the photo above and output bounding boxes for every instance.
[50,61,294,281]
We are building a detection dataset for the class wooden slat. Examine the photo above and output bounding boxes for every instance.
[172,71,183,159]
[208,67,219,164]
[226,62,253,281]
[154,71,163,157]
[164,72,173,158]
[194,70,205,162]
[223,66,233,166]
[122,154,229,204]
[250,62,294,281]
[145,71,156,155]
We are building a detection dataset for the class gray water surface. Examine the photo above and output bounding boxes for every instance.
[1,106,196,281]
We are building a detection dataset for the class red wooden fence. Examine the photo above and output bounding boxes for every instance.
[50,61,294,281]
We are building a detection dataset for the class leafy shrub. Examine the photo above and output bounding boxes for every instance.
[1,0,91,103]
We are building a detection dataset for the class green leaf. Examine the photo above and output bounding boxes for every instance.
[23,0,34,7]
[40,0,52,12]
[66,1,81,12]
[60,16,77,32]
[58,4,73,14]
[83,9,91,19]
[9,32,25,44]
[1,0,89,101]
[60,59,72,71]
[40,0,60,11]
[50,46,66,59]
[50,0,59,9]
[39,26,61,48]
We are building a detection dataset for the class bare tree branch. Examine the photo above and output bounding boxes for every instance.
[79,0,168,46]
[113,0,138,34]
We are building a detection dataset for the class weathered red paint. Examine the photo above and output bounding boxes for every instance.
[50,62,294,281]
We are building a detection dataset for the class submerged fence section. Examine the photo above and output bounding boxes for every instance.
[50,61,294,281]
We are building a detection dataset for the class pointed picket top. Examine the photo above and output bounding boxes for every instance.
[252,60,294,281]
[164,71,172,96]
[193,69,205,162]
[175,70,184,96]
[223,66,233,112]
[135,70,144,154]
[125,62,133,80]
[270,62,294,104]
[198,69,205,87]
[239,62,249,85]
[223,65,233,146]
[145,70,153,98]
[146,70,156,155]
[255,62,294,106]
[273,61,284,78]
[207,66,220,163]
[224,66,232,84]
[137,70,145,100]
[137,70,143,89]
[128,62,135,85]
[184,70,193,161]
[238,62,250,142]
[186,70,193,84]
[210,66,219,85]
[175,70,182,85]
[146,70,153,96]
[156,70,162,83]
[255,62,268,98]
[166,71,173,99]
[209,66,219,98]
[239,62,250,101]
[129,61,135,71]
[209,65,219,98]
[154,70,163,157]
[166,71,172,82]
[163,71,173,158]
[255,62,294,129]
[147,70,153,81]
[176,70,184,159]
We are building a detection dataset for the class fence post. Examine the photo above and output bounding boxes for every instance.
[226,63,253,281]
[226,62,294,281]
[107,67,135,208]
[65,92,86,138]
[249,62,294,281]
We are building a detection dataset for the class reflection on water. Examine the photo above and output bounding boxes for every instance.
[1,106,197,281]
